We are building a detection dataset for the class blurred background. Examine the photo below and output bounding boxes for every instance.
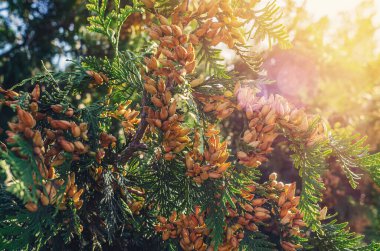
[0,0,380,243]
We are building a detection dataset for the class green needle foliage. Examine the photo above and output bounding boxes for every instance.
[307,216,380,251]
[86,0,140,56]
[0,1,379,251]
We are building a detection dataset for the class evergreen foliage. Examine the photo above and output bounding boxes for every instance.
[0,0,379,250]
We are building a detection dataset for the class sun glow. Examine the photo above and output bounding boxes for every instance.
[304,0,369,18]
[261,0,380,109]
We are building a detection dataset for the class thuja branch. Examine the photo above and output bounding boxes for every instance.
[116,90,148,165]
[1,1,380,250]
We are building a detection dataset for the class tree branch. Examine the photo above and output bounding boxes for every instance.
[116,89,149,165]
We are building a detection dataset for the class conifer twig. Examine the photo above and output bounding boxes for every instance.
[116,90,148,164]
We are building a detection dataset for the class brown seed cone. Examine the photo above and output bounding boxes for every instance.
[281,241,296,251]
[59,139,75,153]
[73,188,84,203]
[24,127,34,139]
[91,71,104,85]
[157,79,166,93]
[185,61,196,74]
[151,96,163,108]
[32,131,43,147]
[73,141,85,152]
[40,193,50,206]
[65,108,74,117]
[68,184,77,197]
[189,34,199,45]
[168,101,177,116]
[70,124,81,138]
[160,107,169,121]
[149,29,161,40]
[51,104,63,113]
[29,102,38,112]
[171,25,182,37]
[48,166,56,179]
[145,57,159,70]
[49,119,71,130]
[194,237,203,250]
[17,108,36,128]
[37,162,48,178]
[175,45,187,59]
[75,200,84,209]
[25,202,38,212]
[144,83,158,95]
[162,231,170,241]
[163,90,172,105]
[31,85,41,101]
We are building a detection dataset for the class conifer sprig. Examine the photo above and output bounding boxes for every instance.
[0,0,380,250]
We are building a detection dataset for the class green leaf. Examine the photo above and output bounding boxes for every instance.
[359,152,380,186]
[239,231,276,251]
[250,0,292,48]
[0,135,42,204]
[307,216,369,251]
[86,0,140,55]
[288,136,329,229]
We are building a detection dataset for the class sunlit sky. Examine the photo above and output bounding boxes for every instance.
[301,0,380,20]
[299,0,380,52]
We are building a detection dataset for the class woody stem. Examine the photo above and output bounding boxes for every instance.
[116,89,149,165]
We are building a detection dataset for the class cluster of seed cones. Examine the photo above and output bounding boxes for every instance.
[267,173,305,251]
[155,173,306,251]
[155,207,209,251]
[195,83,325,169]
[143,0,251,49]
[187,0,248,49]
[144,13,196,159]
[235,84,325,168]
[195,93,235,120]
[110,100,141,134]
[0,86,87,212]
[185,126,231,183]
[146,13,196,81]
[144,77,190,160]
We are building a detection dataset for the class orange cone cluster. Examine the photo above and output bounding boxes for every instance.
[144,77,190,159]
[127,198,144,215]
[1,85,87,212]
[86,70,109,86]
[97,131,117,163]
[144,0,256,50]
[143,11,200,158]
[195,83,325,168]
[122,187,145,215]
[161,208,241,251]
[146,13,196,83]
[227,190,270,233]
[194,93,235,120]
[233,84,325,168]
[142,0,250,50]
[267,174,305,251]
[185,126,231,184]
[189,1,247,49]
[155,208,209,251]
[58,172,84,210]
[232,175,306,250]
[155,173,306,250]
[27,170,84,212]
[110,101,141,134]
